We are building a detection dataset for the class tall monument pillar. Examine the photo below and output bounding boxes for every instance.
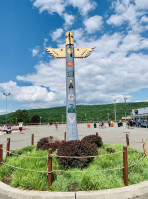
[66,32,78,140]
[45,31,94,141]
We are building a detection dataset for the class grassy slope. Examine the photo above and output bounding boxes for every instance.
[0,144,147,191]
[1,101,148,124]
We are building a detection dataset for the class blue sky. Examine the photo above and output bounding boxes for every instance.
[0,0,148,114]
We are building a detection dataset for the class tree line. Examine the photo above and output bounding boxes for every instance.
[0,101,148,124]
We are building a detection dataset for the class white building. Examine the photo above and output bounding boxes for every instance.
[131,107,148,128]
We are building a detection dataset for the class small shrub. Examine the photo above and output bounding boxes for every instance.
[36,137,49,150]
[36,137,63,151]
[106,148,115,153]
[57,140,98,168]
[81,135,103,148]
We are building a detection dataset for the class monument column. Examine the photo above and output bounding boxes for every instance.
[66,32,78,141]
[45,31,94,141]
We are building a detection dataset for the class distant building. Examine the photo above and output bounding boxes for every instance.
[131,107,148,128]
[121,116,131,120]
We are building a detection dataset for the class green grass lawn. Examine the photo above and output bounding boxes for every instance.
[0,144,147,191]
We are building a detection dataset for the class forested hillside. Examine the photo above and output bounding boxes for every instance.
[1,101,148,124]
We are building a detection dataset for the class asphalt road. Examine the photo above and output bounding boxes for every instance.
[0,123,147,199]
[133,193,148,199]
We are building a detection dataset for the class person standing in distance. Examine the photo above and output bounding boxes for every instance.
[18,122,23,134]
[55,122,58,130]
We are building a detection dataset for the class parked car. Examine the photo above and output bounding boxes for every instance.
[141,120,148,128]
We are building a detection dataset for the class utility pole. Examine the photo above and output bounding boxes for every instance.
[114,99,116,122]
[124,97,128,125]
[3,93,11,124]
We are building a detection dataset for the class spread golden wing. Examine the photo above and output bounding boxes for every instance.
[74,47,95,58]
[45,48,66,58]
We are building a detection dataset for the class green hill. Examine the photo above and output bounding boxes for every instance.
[1,101,148,124]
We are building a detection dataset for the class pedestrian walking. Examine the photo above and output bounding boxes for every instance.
[137,119,141,127]
[55,122,58,130]
[108,121,111,127]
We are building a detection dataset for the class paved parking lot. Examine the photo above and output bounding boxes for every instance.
[0,123,147,199]
[1,123,147,154]
[0,193,12,199]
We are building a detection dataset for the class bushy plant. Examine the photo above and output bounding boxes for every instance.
[36,137,62,151]
[36,137,49,150]
[51,141,64,151]
[57,140,98,168]
[81,135,103,148]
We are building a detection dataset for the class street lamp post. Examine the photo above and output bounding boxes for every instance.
[40,117,42,125]
[124,97,128,125]
[16,118,17,125]
[3,93,11,124]
[114,99,117,122]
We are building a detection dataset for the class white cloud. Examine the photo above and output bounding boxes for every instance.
[106,0,146,32]
[118,33,142,53]
[141,16,148,23]
[31,0,96,16]
[32,49,39,56]
[51,28,64,41]
[0,81,56,108]
[84,15,103,33]
[17,60,66,93]
[68,0,96,16]
[107,14,124,26]
[135,0,148,9]
[63,13,75,27]
[0,81,17,94]
[14,86,55,102]
[32,0,66,16]
[31,0,98,42]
